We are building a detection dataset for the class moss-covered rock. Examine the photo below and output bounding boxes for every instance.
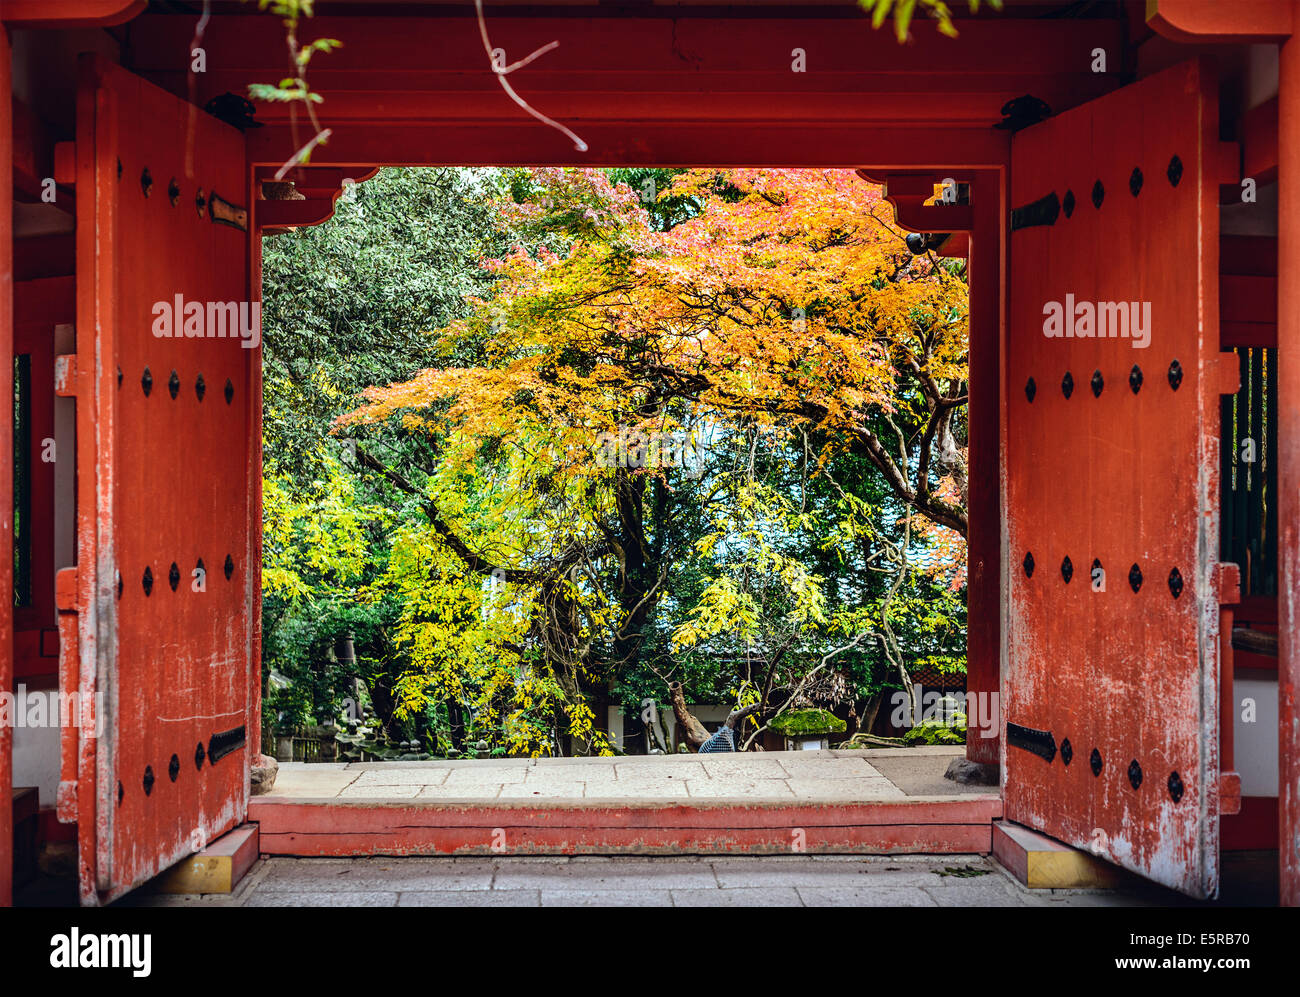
[901,718,966,745]
[769,708,846,737]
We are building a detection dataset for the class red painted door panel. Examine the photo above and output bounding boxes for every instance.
[66,56,253,905]
[1005,61,1229,898]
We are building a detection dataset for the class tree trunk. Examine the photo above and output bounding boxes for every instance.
[668,682,710,750]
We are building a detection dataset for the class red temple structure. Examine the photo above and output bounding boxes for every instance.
[0,0,1296,906]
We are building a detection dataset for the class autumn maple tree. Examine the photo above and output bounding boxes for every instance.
[336,167,969,753]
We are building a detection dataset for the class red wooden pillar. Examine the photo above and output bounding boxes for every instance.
[965,168,1005,770]
[0,22,14,910]
[247,171,263,765]
[1279,22,1300,909]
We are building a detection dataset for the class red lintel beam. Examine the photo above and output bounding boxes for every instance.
[1147,0,1294,43]
[891,202,974,233]
[127,14,1125,78]
[1,0,145,28]
[257,199,338,231]
[249,123,1012,171]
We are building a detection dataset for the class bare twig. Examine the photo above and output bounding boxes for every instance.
[475,0,588,152]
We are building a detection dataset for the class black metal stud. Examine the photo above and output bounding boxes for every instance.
[1061,556,1074,584]
[1168,359,1183,391]
[196,188,207,218]
[117,780,124,805]
[1060,738,1073,766]
[1129,364,1143,394]
[116,571,123,600]
[1090,748,1103,776]
[116,158,123,181]
[142,566,154,596]
[1062,190,1075,218]
[1023,551,1035,578]
[1129,563,1143,593]
[141,167,153,197]
[168,369,180,400]
[141,367,153,396]
[224,378,235,405]
[196,374,206,401]
[143,765,155,796]
[1168,567,1184,599]
[1090,369,1104,397]
[117,366,123,389]
[224,554,235,580]
[1061,371,1074,399]
[168,178,181,207]
[168,754,180,782]
[1168,770,1185,802]
[1025,377,1037,403]
[1129,167,1143,197]
[168,562,180,592]
[1091,180,1105,209]
[195,742,206,769]
[1128,760,1143,790]
[1167,155,1184,187]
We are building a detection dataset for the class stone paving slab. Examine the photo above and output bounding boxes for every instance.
[134,854,1183,907]
[338,784,423,799]
[683,778,795,798]
[500,781,589,799]
[491,858,719,891]
[798,885,938,906]
[399,890,541,907]
[244,891,401,907]
[352,768,451,787]
[256,857,496,892]
[267,750,930,804]
[540,890,675,907]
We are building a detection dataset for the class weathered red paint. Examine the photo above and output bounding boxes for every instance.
[966,169,1006,769]
[250,797,1001,858]
[119,11,1113,171]
[1147,0,1294,44]
[0,20,14,911]
[1004,61,1228,898]
[1278,24,1300,910]
[0,0,145,30]
[66,56,253,905]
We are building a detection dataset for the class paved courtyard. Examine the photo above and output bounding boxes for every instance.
[126,854,1192,907]
[265,746,989,802]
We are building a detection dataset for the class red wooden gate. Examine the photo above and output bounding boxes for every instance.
[60,56,255,905]
[1005,60,1236,898]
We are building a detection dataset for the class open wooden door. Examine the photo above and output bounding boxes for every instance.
[60,55,255,905]
[1005,60,1237,898]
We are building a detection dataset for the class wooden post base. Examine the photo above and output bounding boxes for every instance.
[151,823,259,895]
[993,821,1127,890]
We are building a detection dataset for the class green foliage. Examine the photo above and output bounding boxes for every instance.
[261,167,969,754]
[858,0,1002,41]
[260,168,521,740]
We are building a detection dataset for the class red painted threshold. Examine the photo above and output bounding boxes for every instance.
[249,797,1002,857]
